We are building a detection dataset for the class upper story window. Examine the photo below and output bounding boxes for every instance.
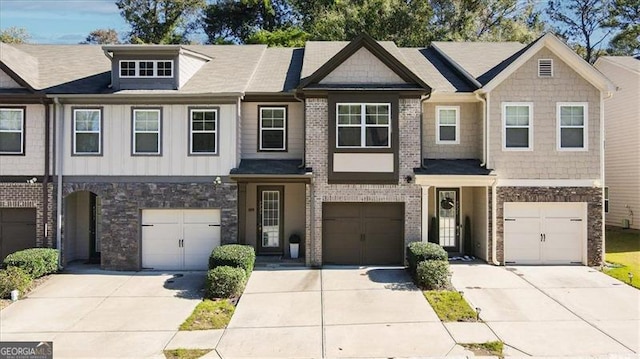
[190,108,218,155]
[120,60,173,78]
[132,108,161,155]
[259,106,287,151]
[502,103,533,151]
[336,103,390,148]
[73,108,102,155]
[557,103,588,151]
[436,106,460,144]
[0,107,25,155]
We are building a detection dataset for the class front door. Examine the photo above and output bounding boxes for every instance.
[437,188,460,251]
[257,186,284,254]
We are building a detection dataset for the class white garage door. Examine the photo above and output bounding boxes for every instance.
[142,209,221,270]
[504,202,586,264]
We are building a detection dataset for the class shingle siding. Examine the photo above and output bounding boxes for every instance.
[423,102,483,159]
[489,48,601,179]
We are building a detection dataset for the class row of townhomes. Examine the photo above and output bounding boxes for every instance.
[0,33,616,270]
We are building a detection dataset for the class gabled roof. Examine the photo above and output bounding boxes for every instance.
[476,33,616,93]
[0,42,40,91]
[245,47,304,93]
[594,56,640,75]
[298,34,431,91]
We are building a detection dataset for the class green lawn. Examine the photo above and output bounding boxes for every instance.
[164,349,212,359]
[604,228,640,289]
[461,341,504,357]
[180,299,235,330]
[423,290,478,322]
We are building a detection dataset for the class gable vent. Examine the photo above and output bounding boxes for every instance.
[538,59,553,77]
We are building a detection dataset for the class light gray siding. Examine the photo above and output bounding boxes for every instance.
[178,53,206,88]
[0,104,45,175]
[423,101,483,159]
[319,48,406,84]
[597,59,640,229]
[0,70,22,88]
[489,47,601,179]
[240,102,304,159]
[62,103,237,176]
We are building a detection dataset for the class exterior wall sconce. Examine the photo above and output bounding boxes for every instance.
[405,175,413,184]
[213,176,222,186]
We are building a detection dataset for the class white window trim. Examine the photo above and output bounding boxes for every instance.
[538,59,554,77]
[259,107,287,151]
[502,102,533,151]
[132,109,161,155]
[0,108,24,155]
[189,109,218,155]
[556,102,588,151]
[336,103,392,149]
[435,106,460,144]
[119,60,173,78]
[73,109,102,155]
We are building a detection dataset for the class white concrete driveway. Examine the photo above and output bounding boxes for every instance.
[0,270,204,358]
[451,263,640,357]
[216,266,456,358]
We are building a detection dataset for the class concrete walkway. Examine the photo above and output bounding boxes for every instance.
[214,266,460,358]
[450,263,640,357]
[0,270,204,358]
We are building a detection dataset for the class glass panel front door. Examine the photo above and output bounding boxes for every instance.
[438,188,459,249]
[260,190,281,249]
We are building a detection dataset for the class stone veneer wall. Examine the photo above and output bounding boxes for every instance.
[494,186,603,266]
[62,182,237,270]
[305,97,423,266]
[0,183,55,248]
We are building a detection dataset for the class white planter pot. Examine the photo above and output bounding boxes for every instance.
[290,243,300,259]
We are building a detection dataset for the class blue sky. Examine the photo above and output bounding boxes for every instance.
[0,0,127,44]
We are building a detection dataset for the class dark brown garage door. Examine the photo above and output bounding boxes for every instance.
[0,209,37,260]
[323,203,404,265]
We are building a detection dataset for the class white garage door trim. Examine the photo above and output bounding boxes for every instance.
[142,209,221,270]
[504,202,587,265]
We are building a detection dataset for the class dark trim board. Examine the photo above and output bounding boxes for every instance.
[327,92,399,184]
[62,175,231,183]
[257,104,289,153]
[70,106,104,157]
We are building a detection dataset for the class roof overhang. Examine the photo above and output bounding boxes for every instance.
[415,174,497,187]
[298,33,432,93]
[102,45,212,61]
[229,174,312,183]
[46,93,243,104]
[478,33,616,94]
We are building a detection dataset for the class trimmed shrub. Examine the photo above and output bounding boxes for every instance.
[205,266,246,299]
[209,245,256,275]
[406,242,448,274]
[416,260,451,290]
[0,266,33,299]
[3,248,58,279]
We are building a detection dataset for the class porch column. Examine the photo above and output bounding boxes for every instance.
[421,185,430,242]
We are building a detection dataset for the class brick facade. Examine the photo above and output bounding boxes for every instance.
[62,182,237,270]
[0,183,55,249]
[304,97,423,266]
[493,186,603,266]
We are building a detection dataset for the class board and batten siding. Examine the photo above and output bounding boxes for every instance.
[0,104,46,175]
[240,102,304,159]
[596,59,640,229]
[489,47,601,179]
[423,101,483,159]
[62,103,237,176]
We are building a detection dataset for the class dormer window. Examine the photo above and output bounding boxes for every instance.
[119,60,173,78]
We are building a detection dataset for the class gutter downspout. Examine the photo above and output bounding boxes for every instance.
[294,91,305,169]
[474,91,487,166]
[43,100,50,246]
[600,91,613,266]
[419,92,432,169]
[54,97,63,269]
[491,180,499,265]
